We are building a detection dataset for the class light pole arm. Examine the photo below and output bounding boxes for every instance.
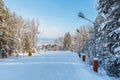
[84,17,95,26]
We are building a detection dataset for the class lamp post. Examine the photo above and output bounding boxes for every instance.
[76,29,81,57]
[76,29,86,60]
[76,29,85,53]
[78,12,96,56]
[78,12,98,72]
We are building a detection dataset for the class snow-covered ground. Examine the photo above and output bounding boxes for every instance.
[0,51,119,80]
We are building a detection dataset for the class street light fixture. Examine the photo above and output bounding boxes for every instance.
[78,12,95,25]
[78,12,85,18]
[76,29,80,33]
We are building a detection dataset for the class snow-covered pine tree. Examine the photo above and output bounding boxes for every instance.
[96,0,120,77]
[63,32,72,51]
[0,0,40,56]
[0,0,12,57]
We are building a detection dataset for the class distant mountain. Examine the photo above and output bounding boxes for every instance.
[37,38,55,45]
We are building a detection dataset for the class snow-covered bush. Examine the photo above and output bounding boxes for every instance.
[104,57,120,77]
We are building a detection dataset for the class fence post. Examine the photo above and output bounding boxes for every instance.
[93,58,98,72]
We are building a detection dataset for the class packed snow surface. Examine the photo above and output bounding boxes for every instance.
[0,51,119,80]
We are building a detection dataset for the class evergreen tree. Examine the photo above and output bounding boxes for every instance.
[0,0,12,57]
[0,0,40,57]
[96,0,120,77]
[63,32,72,50]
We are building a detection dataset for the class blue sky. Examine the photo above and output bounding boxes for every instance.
[4,0,97,42]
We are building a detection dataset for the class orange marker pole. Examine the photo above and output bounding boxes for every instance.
[82,55,86,61]
[93,58,98,72]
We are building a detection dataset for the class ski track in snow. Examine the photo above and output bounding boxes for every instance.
[0,51,118,80]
